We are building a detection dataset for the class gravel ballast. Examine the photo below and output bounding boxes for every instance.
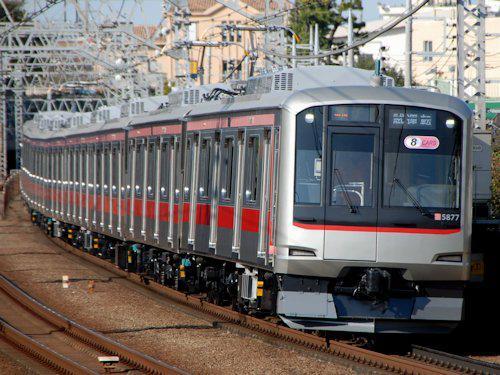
[0,196,357,374]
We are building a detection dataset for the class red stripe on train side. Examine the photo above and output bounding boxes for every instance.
[217,205,234,229]
[293,222,460,235]
[159,201,169,222]
[97,194,102,212]
[112,197,118,216]
[182,203,190,223]
[196,203,211,226]
[173,204,179,224]
[134,198,142,217]
[146,200,155,219]
[242,208,260,233]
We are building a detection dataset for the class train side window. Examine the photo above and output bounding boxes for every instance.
[135,142,144,197]
[294,107,323,205]
[104,147,110,194]
[220,137,235,201]
[82,148,87,188]
[147,142,156,198]
[160,142,169,200]
[68,150,72,186]
[184,139,192,200]
[112,146,118,196]
[244,135,261,204]
[198,138,211,199]
[96,149,101,194]
[74,149,78,186]
[89,147,95,189]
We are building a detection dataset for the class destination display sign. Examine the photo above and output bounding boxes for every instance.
[388,108,437,130]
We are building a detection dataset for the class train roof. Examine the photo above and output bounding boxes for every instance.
[22,66,472,141]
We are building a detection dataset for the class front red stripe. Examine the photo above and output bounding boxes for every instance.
[293,222,460,235]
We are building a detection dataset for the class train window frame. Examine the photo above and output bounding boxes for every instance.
[184,137,193,201]
[327,104,379,125]
[198,137,212,200]
[220,135,236,203]
[294,106,324,206]
[134,141,144,198]
[147,140,156,199]
[244,134,261,205]
[103,145,110,195]
[159,139,170,201]
[111,144,119,197]
[95,146,102,195]
[382,105,462,211]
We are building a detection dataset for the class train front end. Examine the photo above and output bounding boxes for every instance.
[275,86,473,334]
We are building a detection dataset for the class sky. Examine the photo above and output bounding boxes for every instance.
[27,0,407,25]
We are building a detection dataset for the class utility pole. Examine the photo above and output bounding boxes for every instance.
[314,24,320,66]
[457,0,487,130]
[347,8,354,68]
[404,0,413,87]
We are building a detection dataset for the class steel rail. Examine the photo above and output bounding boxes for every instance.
[0,273,185,375]
[410,345,500,375]
[0,318,94,375]
[51,237,455,375]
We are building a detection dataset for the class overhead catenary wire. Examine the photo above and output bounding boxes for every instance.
[256,0,431,60]
[0,0,64,38]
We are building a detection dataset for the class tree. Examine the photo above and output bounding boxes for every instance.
[356,54,405,87]
[0,0,25,22]
[288,0,364,50]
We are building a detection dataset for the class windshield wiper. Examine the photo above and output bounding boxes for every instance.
[334,169,357,213]
[392,178,432,217]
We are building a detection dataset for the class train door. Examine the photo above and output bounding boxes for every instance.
[156,137,170,247]
[90,145,96,227]
[110,143,119,235]
[144,139,157,242]
[323,126,379,261]
[117,142,124,235]
[216,130,239,258]
[58,148,64,218]
[81,145,88,225]
[102,144,110,232]
[167,137,180,250]
[67,148,73,220]
[179,134,195,250]
[193,133,215,253]
[239,129,269,264]
[55,148,60,216]
[62,148,67,219]
[133,139,145,238]
[126,139,134,238]
[94,145,102,230]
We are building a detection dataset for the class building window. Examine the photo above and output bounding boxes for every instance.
[423,40,433,62]
[221,21,227,42]
[188,23,197,41]
[222,59,241,79]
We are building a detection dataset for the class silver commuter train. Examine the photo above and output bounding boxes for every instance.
[20,66,473,334]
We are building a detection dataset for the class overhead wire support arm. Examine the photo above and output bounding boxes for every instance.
[256,0,431,60]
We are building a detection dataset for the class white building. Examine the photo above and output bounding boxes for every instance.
[334,0,500,98]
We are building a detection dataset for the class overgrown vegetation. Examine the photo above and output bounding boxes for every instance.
[0,0,25,22]
[355,54,405,86]
[289,0,364,49]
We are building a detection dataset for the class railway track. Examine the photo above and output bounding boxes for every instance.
[50,237,459,375]
[409,345,500,375]
[0,273,184,375]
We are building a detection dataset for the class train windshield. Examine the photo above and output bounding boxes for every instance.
[383,106,461,209]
